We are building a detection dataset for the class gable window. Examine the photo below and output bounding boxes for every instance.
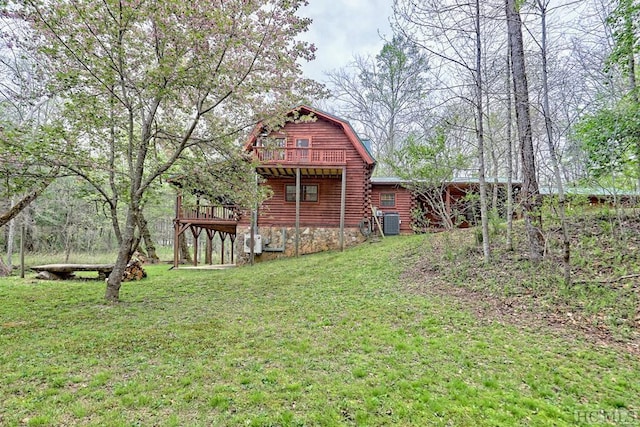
[285,184,318,202]
[380,193,396,207]
[295,137,310,148]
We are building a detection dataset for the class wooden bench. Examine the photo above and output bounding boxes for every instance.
[31,264,115,280]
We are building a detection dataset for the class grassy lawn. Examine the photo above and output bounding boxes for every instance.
[1,234,638,426]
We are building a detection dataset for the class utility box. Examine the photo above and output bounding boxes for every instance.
[243,234,262,254]
[383,212,400,236]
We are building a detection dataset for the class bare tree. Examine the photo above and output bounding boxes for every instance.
[534,0,571,283]
[505,49,515,252]
[326,35,431,173]
[506,0,544,263]
[394,0,492,262]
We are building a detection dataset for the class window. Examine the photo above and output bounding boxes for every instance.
[286,184,318,202]
[380,193,396,207]
[295,138,310,148]
[295,137,311,161]
[257,133,286,147]
[256,136,286,160]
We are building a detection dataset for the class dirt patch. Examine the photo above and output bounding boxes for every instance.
[399,211,640,356]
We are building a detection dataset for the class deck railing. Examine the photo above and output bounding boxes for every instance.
[178,204,239,221]
[254,147,346,165]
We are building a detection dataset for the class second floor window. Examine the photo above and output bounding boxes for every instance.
[295,137,310,148]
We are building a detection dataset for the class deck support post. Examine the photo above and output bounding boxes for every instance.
[205,230,213,265]
[230,234,236,265]
[191,226,202,267]
[173,220,180,269]
[220,232,227,265]
[340,167,346,251]
[295,167,300,258]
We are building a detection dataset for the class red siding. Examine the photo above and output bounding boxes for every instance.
[371,184,414,233]
[253,117,373,228]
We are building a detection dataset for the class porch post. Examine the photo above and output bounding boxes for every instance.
[340,166,346,251]
[295,167,300,257]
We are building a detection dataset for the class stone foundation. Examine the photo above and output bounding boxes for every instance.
[236,226,366,264]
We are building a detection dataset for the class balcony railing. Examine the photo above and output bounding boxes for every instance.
[178,204,239,221]
[254,147,346,165]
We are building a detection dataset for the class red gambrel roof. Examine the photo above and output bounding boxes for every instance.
[244,104,376,166]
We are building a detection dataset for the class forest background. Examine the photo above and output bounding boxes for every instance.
[1,0,639,300]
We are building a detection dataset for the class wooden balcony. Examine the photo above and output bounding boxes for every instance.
[177,204,239,222]
[253,147,347,178]
[254,147,346,165]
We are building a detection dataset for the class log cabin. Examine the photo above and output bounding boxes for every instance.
[237,105,376,262]
[172,105,521,266]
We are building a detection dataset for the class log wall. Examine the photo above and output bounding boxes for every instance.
[252,118,374,228]
[371,184,415,234]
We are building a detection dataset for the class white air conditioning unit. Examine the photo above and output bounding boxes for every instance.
[243,234,262,254]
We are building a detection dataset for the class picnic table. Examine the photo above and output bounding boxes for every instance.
[31,264,115,280]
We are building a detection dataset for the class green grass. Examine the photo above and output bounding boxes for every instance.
[1,235,639,426]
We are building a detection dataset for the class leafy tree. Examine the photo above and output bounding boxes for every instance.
[574,99,640,187]
[391,121,470,230]
[606,0,639,102]
[8,0,322,301]
[0,16,61,229]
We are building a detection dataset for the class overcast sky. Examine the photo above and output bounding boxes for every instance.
[299,0,394,82]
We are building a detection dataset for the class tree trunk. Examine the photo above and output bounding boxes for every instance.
[106,207,137,301]
[506,50,514,252]
[138,211,160,263]
[0,256,10,277]
[179,232,192,263]
[507,0,544,263]
[63,211,73,263]
[475,0,491,263]
[625,12,640,189]
[538,0,571,284]
[6,204,15,268]
[109,202,122,245]
[483,74,500,212]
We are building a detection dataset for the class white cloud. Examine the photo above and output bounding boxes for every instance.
[299,0,394,82]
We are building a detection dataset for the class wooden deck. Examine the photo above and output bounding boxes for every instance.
[173,198,240,268]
